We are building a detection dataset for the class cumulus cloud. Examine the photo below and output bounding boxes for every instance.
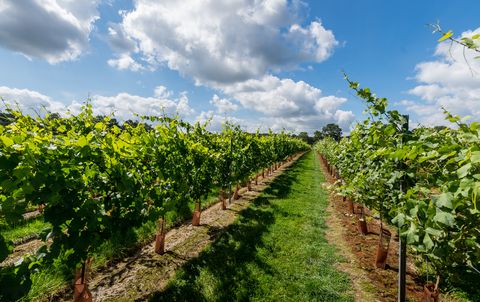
[107,53,145,71]
[195,110,248,132]
[0,0,100,63]
[209,94,239,114]
[0,82,352,134]
[0,86,65,114]
[71,88,194,120]
[0,85,193,121]
[397,99,447,127]
[219,75,354,131]
[104,0,351,133]
[334,110,356,128]
[407,27,480,125]
[106,23,138,53]
[109,0,338,85]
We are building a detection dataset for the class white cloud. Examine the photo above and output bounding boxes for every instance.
[105,0,350,133]
[0,85,193,121]
[106,23,138,53]
[0,83,352,134]
[154,86,172,99]
[107,53,145,71]
[334,110,356,129]
[0,0,100,63]
[0,86,65,114]
[258,113,353,134]
[314,95,347,113]
[407,28,480,125]
[109,0,338,85]
[209,94,239,114]
[71,88,194,120]
[219,75,354,131]
[223,75,317,116]
[195,110,247,132]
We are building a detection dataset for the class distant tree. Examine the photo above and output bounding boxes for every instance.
[298,132,315,145]
[94,115,120,128]
[47,113,61,120]
[433,125,448,132]
[322,123,342,141]
[313,130,323,142]
[0,112,15,126]
[123,120,139,128]
[298,132,309,143]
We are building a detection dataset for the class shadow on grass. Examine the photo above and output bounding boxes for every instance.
[147,157,307,302]
[147,198,275,302]
[262,156,304,199]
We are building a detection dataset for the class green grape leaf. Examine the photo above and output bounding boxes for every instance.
[471,151,480,163]
[1,136,14,147]
[425,227,442,237]
[435,192,453,209]
[438,30,453,42]
[423,233,434,250]
[433,210,455,227]
[457,163,472,178]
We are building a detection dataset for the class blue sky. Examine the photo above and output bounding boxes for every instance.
[0,0,479,133]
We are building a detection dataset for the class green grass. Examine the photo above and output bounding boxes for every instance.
[150,151,354,302]
[1,219,51,243]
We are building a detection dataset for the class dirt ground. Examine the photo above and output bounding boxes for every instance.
[319,154,429,302]
[1,238,44,267]
[0,210,44,267]
[47,154,303,302]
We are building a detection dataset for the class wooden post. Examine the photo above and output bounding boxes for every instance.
[398,115,409,302]
[74,259,93,302]
[220,189,227,210]
[192,201,201,226]
[155,216,166,254]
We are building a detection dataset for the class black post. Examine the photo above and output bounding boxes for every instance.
[228,136,233,205]
[398,115,409,302]
[398,238,407,301]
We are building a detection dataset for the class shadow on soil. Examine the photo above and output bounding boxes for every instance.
[146,158,303,302]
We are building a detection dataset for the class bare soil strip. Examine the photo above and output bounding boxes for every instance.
[50,155,303,302]
[319,154,427,302]
[23,209,42,220]
[1,238,44,268]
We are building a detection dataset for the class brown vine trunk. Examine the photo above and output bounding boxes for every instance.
[192,201,201,226]
[423,276,440,302]
[262,170,265,178]
[375,227,391,269]
[347,198,354,214]
[357,218,368,235]
[38,204,45,213]
[234,184,240,200]
[255,175,258,185]
[220,189,227,210]
[155,216,166,254]
[73,259,93,302]
[355,205,368,235]
[247,180,252,191]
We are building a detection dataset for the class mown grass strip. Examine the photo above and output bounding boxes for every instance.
[2,219,50,244]
[150,151,354,302]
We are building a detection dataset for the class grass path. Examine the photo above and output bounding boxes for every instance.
[150,151,354,302]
